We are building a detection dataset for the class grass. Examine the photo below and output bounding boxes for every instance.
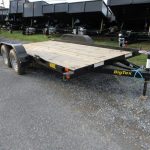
[128,54,147,66]
[94,37,150,50]
[0,30,149,66]
[94,37,118,47]
[94,37,150,66]
[0,30,60,42]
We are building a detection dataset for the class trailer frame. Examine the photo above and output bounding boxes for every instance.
[0,40,150,97]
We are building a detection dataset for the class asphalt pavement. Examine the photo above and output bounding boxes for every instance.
[0,56,150,150]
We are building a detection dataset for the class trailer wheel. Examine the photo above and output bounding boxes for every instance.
[9,49,25,75]
[1,45,11,67]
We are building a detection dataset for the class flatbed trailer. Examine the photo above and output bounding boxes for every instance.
[0,39,150,98]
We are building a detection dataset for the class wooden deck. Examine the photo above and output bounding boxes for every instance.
[23,41,132,70]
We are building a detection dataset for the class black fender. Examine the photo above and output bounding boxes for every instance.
[0,42,30,63]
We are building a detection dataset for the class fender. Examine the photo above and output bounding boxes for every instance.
[0,42,30,63]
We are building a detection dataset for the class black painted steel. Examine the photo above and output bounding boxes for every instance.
[60,34,94,45]
[68,2,85,13]
[0,9,8,16]
[108,0,131,6]
[0,8,9,22]
[2,9,9,15]
[54,3,68,13]
[43,4,55,14]
[108,0,150,6]
[23,2,34,17]
[9,0,28,14]
[143,80,148,96]
[68,0,108,17]
[10,1,18,14]
[24,1,47,17]
[18,0,26,13]
[85,1,102,12]
[34,1,47,17]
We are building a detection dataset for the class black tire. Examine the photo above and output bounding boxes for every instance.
[9,49,25,75]
[1,45,11,67]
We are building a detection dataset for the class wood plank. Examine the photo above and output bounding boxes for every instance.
[23,41,132,70]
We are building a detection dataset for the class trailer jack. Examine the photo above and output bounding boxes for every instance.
[98,56,150,99]
[140,79,149,100]
[63,70,74,81]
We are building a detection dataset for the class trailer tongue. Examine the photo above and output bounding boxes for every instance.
[0,40,150,98]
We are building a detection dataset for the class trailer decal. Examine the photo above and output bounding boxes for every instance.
[49,63,56,69]
[113,70,132,76]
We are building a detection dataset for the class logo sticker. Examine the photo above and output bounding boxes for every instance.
[114,70,132,76]
[49,63,56,69]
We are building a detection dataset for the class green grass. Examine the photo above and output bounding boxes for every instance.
[0,30,149,66]
[94,37,118,47]
[94,37,150,50]
[129,42,150,50]
[0,30,60,42]
[93,37,150,66]
[128,54,147,66]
